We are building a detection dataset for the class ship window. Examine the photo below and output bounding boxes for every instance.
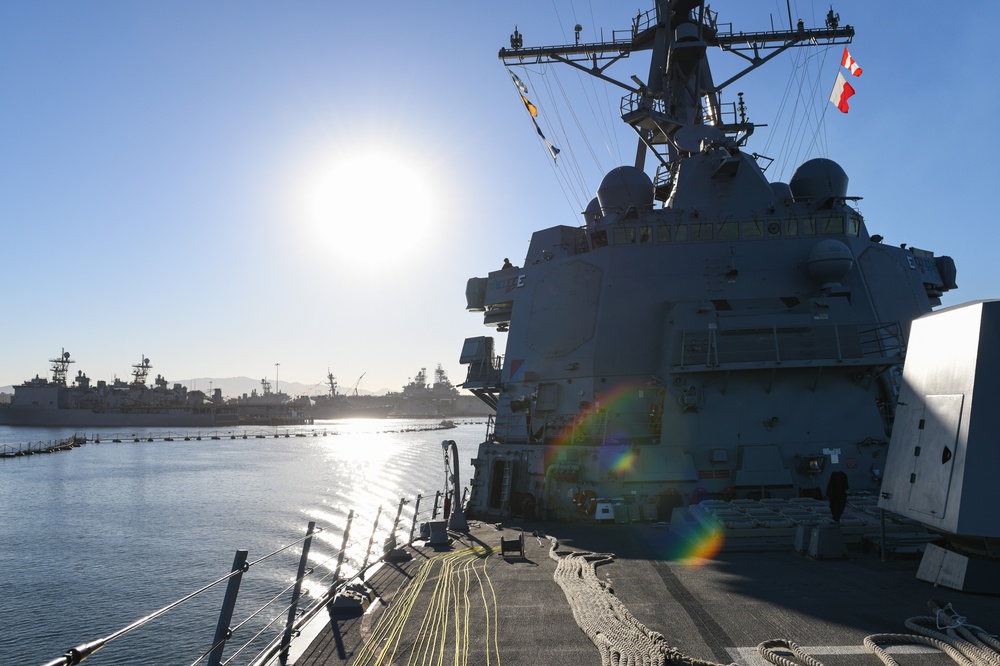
[674,224,688,242]
[784,219,799,236]
[741,220,764,239]
[802,218,817,236]
[639,226,652,244]
[590,230,608,248]
[613,226,637,245]
[717,221,738,240]
[691,223,714,241]
[847,217,860,236]
[821,217,844,235]
[657,225,671,242]
[766,221,781,238]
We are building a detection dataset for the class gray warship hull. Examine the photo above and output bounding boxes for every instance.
[1,352,239,428]
[0,403,238,428]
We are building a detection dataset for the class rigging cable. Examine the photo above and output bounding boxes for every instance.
[514,64,587,220]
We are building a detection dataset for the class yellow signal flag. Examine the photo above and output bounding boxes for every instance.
[520,95,538,117]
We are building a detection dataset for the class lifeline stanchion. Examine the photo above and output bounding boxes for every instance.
[360,505,383,579]
[431,490,442,519]
[278,521,315,666]
[388,497,407,549]
[333,510,354,587]
[409,494,423,544]
[207,549,249,666]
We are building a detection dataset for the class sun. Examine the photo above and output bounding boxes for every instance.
[298,145,440,271]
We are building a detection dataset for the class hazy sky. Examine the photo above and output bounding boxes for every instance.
[2,1,997,395]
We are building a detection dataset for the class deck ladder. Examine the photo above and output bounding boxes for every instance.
[499,460,513,513]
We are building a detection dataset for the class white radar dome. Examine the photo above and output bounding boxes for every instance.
[807,239,854,285]
[596,166,654,215]
[789,158,849,201]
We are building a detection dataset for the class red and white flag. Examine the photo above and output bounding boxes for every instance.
[841,47,863,76]
[829,71,855,113]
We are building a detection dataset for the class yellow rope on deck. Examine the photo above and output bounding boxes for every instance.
[352,546,499,666]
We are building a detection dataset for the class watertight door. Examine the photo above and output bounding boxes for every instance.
[906,393,963,519]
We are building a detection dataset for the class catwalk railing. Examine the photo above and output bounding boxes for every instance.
[38,491,463,666]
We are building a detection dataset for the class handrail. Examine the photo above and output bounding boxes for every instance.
[37,495,446,666]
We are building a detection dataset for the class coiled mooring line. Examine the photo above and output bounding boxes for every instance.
[757,600,1000,666]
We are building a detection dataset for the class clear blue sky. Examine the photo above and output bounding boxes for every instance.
[2,1,997,395]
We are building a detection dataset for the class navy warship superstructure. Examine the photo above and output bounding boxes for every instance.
[459,2,958,522]
[0,351,238,427]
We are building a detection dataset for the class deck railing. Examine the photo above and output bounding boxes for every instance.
[675,321,905,371]
[38,493,455,666]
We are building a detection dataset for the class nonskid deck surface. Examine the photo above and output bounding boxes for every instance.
[295,522,998,666]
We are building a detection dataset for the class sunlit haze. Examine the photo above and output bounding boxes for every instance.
[2,1,998,395]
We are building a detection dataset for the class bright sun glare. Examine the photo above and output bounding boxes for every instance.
[300,146,439,270]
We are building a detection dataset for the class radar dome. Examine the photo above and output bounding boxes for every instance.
[597,166,654,215]
[807,239,854,284]
[789,158,848,201]
[583,197,603,226]
[770,181,793,201]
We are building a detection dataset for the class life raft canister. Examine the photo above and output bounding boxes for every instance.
[575,489,598,515]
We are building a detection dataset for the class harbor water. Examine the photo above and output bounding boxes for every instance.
[0,419,486,666]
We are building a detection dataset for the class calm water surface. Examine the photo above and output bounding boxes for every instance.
[0,420,486,665]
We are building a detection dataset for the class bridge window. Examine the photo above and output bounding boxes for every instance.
[639,226,653,243]
[674,224,689,242]
[717,221,739,240]
[590,230,608,248]
[784,219,799,236]
[691,223,714,241]
[613,226,636,245]
[821,217,844,235]
[657,225,671,242]
[847,217,860,236]
[802,218,817,236]
[741,220,764,239]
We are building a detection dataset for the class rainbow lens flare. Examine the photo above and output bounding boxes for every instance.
[648,516,725,565]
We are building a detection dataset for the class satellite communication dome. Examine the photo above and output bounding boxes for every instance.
[807,239,854,284]
[789,158,849,201]
[770,181,793,201]
[583,197,603,226]
[596,166,654,215]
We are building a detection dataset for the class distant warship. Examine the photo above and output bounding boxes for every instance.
[307,371,391,420]
[227,377,313,426]
[0,350,238,427]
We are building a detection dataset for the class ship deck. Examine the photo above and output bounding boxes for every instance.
[291,520,999,666]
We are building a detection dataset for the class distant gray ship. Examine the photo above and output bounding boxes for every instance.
[308,367,492,420]
[307,371,393,420]
[0,350,239,428]
[227,377,313,426]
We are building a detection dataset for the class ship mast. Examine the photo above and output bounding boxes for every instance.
[132,356,152,386]
[49,349,74,385]
[498,0,855,200]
